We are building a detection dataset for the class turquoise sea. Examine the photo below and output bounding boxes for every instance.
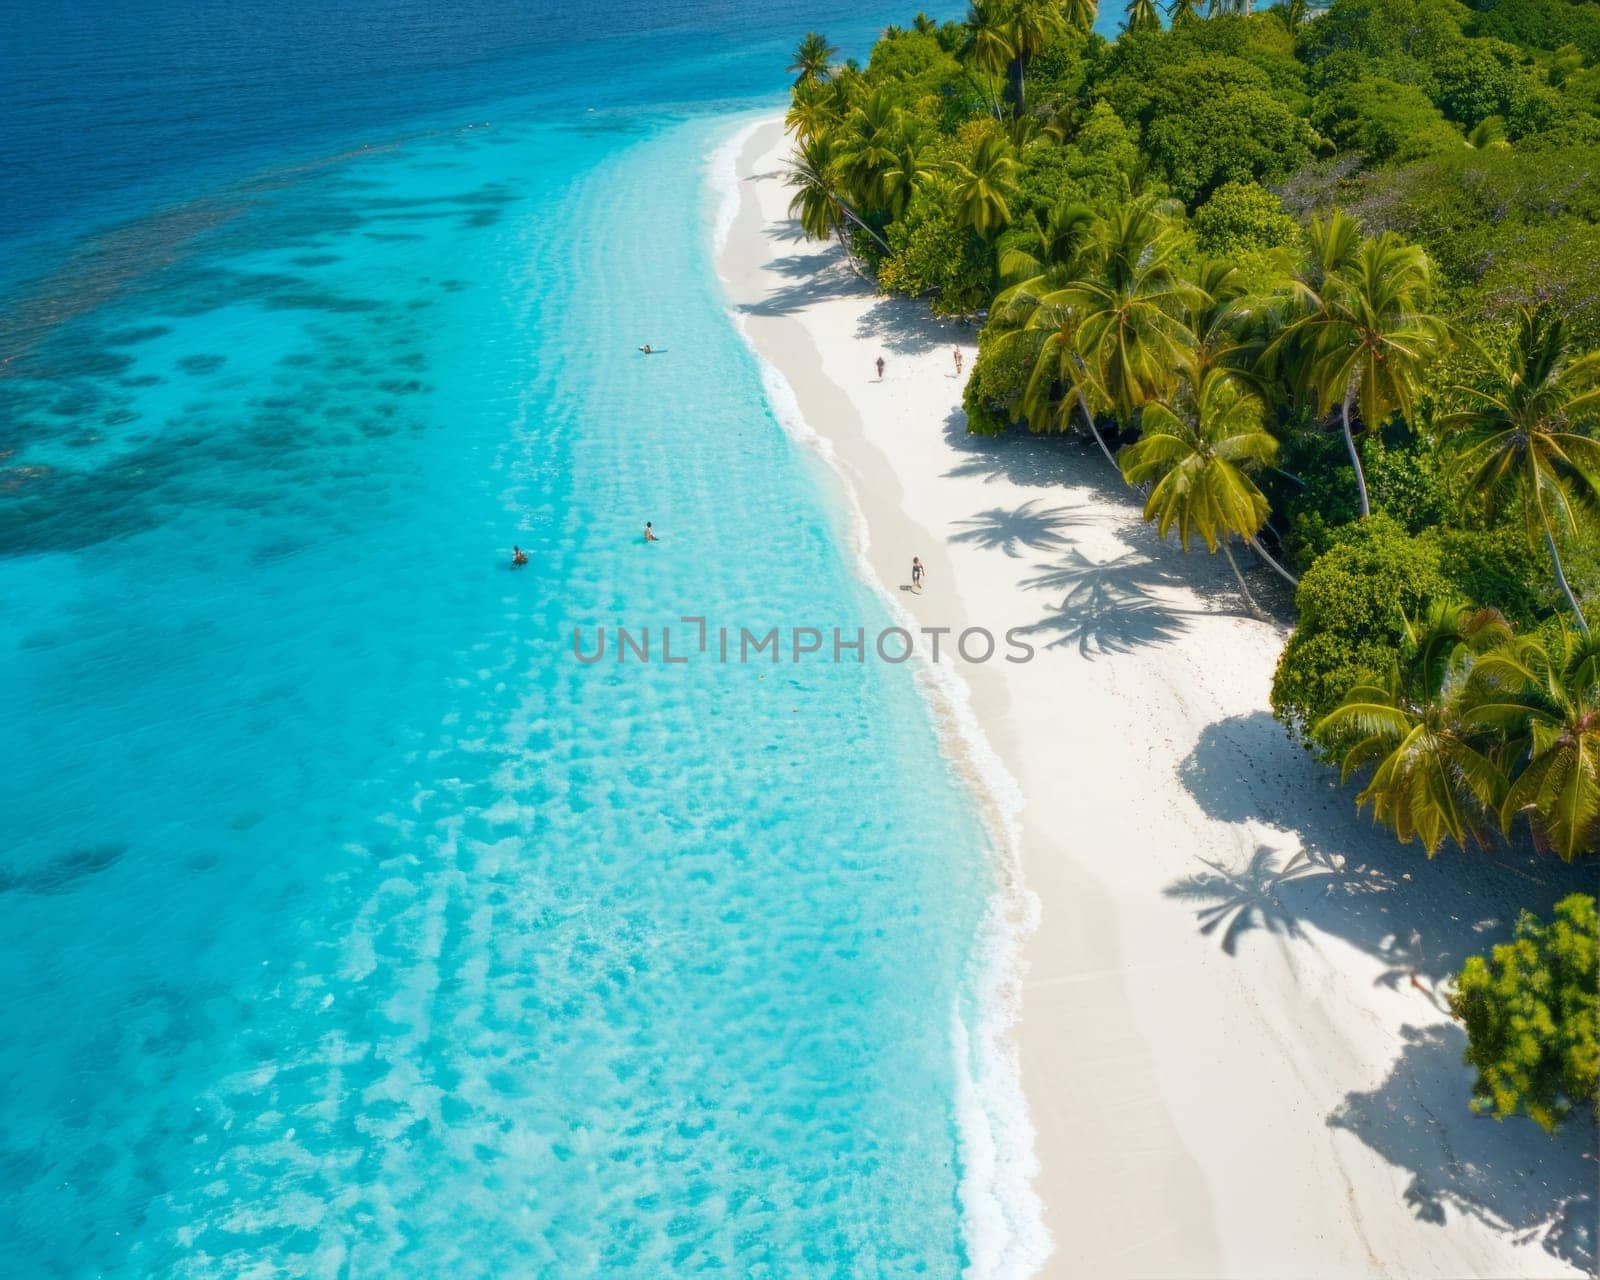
[0,1,1070,1274]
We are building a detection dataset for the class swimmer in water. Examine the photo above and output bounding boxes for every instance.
[644,521,659,543]
[639,344,653,354]
[511,545,528,568]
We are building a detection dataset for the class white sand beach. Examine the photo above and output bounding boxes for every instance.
[717,117,1596,1279]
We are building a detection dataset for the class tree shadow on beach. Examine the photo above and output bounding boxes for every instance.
[1171,712,1598,1270]
[852,293,971,356]
[1163,846,1333,956]
[736,245,866,318]
[949,499,1085,558]
[1012,547,1203,657]
[1170,710,1595,982]
[1328,1023,1596,1275]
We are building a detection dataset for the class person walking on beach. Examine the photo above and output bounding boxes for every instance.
[875,355,885,381]
[952,346,963,377]
[644,521,659,543]
[911,555,925,592]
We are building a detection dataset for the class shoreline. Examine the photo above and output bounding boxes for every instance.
[713,115,1595,1278]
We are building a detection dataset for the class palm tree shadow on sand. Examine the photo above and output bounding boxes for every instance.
[1163,846,1332,956]
[949,498,1085,557]
[1169,709,1597,1272]
[1015,548,1206,657]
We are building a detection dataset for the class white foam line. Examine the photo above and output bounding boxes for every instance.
[711,120,1049,1279]
[705,116,769,260]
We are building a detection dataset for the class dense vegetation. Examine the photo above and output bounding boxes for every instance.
[784,0,1600,1129]
[1451,893,1597,1132]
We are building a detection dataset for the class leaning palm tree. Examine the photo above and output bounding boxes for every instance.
[1005,0,1067,111]
[946,133,1020,237]
[786,134,889,252]
[1124,0,1164,33]
[1278,229,1446,518]
[962,0,1015,118]
[1317,603,1513,854]
[1442,303,1600,636]
[1464,624,1600,860]
[788,32,838,88]
[1119,368,1281,614]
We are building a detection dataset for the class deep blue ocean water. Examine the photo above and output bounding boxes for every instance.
[0,0,1072,1275]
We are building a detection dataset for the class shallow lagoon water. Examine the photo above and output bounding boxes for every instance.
[0,2,1050,1273]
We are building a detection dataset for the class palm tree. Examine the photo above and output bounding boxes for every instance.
[1062,200,1199,427]
[1180,262,1299,586]
[1168,0,1202,23]
[785,79,839,146]
[1316,603,1513,854]
[1062,0,1099,32]
[788,32,838,88]
[946,133,1020,237]
[1119,368,1281,614]
[913,12,940,34]
[1272,0,1307,28]
[1443,304,1600,636]
[1005,0,1067,111]
[996,199,1097,293]
[1278,227,1445,518]
[1125,0,1164,33]
[879,136,934,220]
[786,134,889,252]
[1464,625,1600,860]
[834,88,904,214]
[962,0,1014,118]
[999,201,1195,467]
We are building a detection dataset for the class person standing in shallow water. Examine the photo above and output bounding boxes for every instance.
[875,356,885,381]
[644,521,659,543]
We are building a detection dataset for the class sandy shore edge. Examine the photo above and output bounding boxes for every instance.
[711,114,1595,1280]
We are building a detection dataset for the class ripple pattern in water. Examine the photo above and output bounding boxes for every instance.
[0,107,1005,1275]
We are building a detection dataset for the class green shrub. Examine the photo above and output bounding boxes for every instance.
[1271,515,1450,749]
[1193,181,1301,258]
[962,325,1036,435]
[1451,894,1599,1133]
[1311,77,1462,162]
[877,177,993,315]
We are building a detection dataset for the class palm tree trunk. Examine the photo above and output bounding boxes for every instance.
[1007,58,1025,114]
[1543,519,1591,637]
[1075,387,1120,470]
[1222,540,1266,618]
[1341,380,1371,518]
[1247,536,1300,588]
[835,201,890,252]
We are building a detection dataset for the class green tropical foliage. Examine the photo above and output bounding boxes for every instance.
[787,0,1600,870]
[784,0,1600,1133]
[1451,893,1598,1132]
[1443,304,1600,635]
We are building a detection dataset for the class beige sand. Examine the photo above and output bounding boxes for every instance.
[715,117,1596,1279]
